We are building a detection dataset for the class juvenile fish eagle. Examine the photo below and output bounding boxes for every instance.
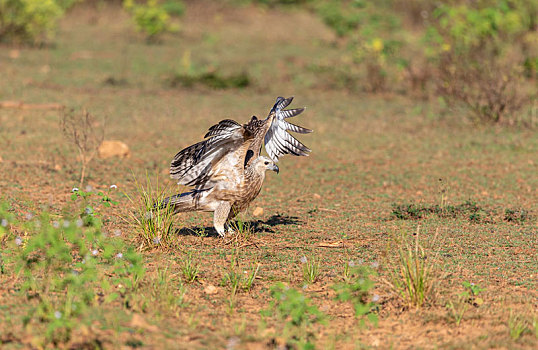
[164,97,311,236]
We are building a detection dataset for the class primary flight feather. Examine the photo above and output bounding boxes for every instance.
[164,96,311,237]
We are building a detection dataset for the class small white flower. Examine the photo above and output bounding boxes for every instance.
[371,261,379,269]
[92,249,98,256]
[348,260,355,267]
[25,213,33,220]
[63,220,70,228]
[470,282,475,286]
[300,256,308,264]
[76,218,83,227]
[114,229,121,237]
[372,294,380,303]
[85,185,93,192]
[116,252,123,259]
[1,219,7,227]
[72,187,79,192]
[15,236,22,246]
[52,221,60,228]
[54,311,62,319]
[110,184,117,189]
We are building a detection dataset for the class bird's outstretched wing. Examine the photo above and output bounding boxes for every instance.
[170,119,252,187]
[264,96,312,162]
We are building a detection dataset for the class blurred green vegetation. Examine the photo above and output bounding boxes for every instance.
[0,0,535,123]
[123,0,180,41]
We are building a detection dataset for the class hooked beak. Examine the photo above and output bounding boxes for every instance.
[271,164,279,174]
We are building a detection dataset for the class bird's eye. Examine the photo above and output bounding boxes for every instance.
[264,161,269,165]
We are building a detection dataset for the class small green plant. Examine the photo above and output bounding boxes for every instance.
[221,251,259,293]
[221,251,259,310]
[333,264,378,327]
[446,281,485,326]
[181,252,199,283]
[508,311,528,341]
[462,281,485,298]
[11,203,144,347]
[387,226,439,308]
[0,201,16,243]
[125,173,175,249]
[342,259,353,281]
[504,208,530,224]
[70,186,118,227]
[228,214,254,239]
[262,283,326,349]
[391,200,486,222]
[446,298,468,327]
[301,255,321,284]
[150,266,186,315]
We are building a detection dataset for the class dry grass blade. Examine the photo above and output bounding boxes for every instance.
[124,172,176,250]
[384,226,442,309]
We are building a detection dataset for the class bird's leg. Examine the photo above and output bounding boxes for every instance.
[214,202,232,237]
[225,207,239,234]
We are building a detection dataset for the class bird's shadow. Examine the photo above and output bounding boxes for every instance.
[175,213,303,238]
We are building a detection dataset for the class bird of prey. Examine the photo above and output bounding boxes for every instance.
[163,96,312,236]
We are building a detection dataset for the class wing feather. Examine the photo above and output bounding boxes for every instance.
[204,119,241,138]
[263,97,312,162]
[170,120,249,187]
[283,120,312,134]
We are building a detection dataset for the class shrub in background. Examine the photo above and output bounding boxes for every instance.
[123,0,180,41]
[426,0,536,124]
[0,0,64,44]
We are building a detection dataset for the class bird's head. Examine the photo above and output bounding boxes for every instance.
[254,156,279,175]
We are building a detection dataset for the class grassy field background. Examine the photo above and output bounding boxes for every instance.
[0,1,537,349]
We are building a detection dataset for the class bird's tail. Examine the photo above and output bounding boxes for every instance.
[157,191,197,213]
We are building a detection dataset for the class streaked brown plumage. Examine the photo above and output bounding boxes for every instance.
[163,97,311,236]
